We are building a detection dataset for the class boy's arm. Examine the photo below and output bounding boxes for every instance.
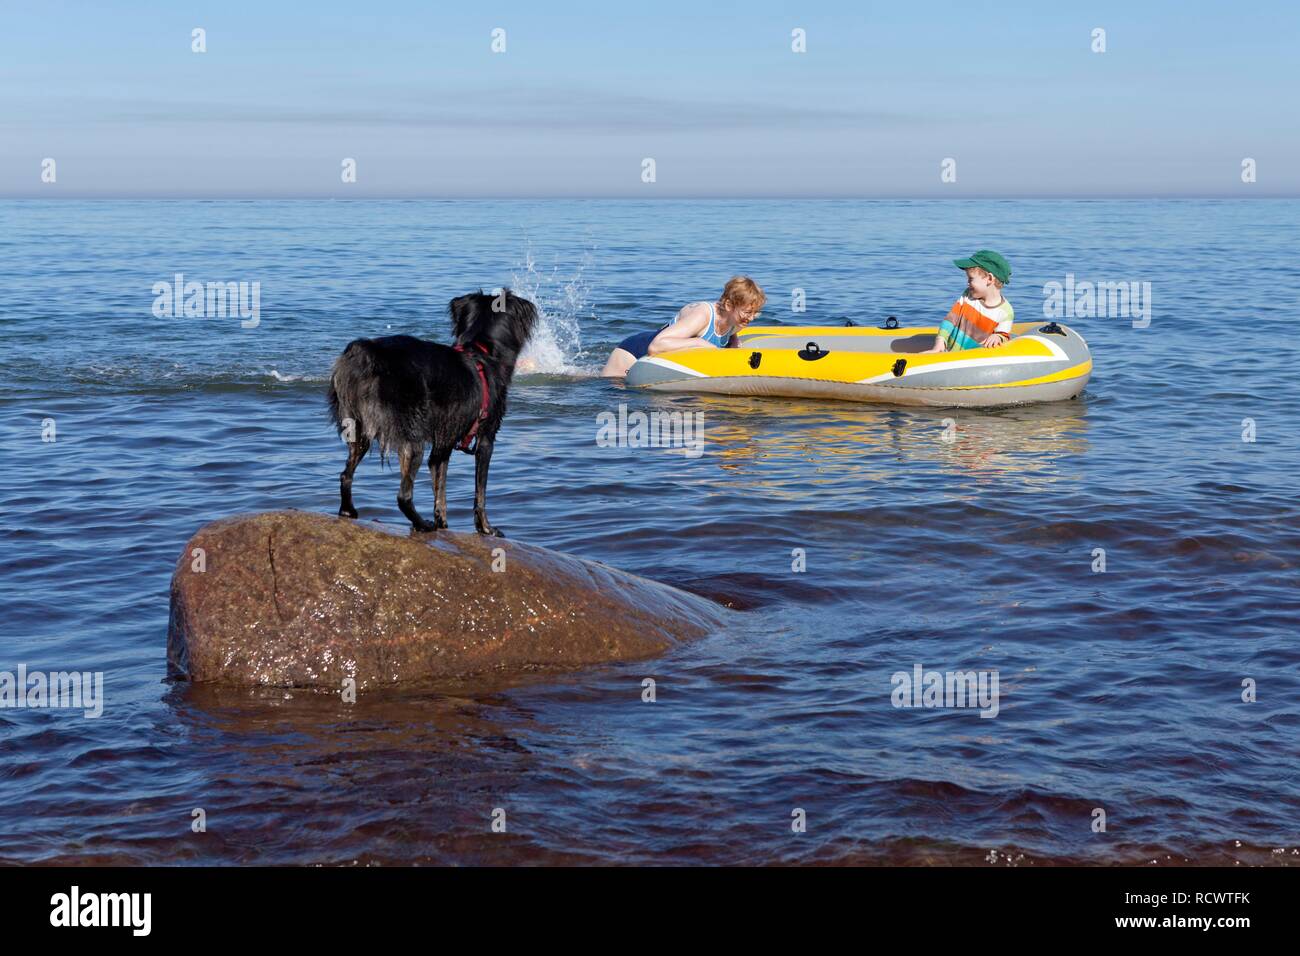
[983,309,1014,348]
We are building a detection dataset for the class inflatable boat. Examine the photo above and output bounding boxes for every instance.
[624,320,1091,407]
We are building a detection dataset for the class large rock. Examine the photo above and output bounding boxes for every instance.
[167,510,727,688]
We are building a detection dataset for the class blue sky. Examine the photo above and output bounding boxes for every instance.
[1,0,1295,196]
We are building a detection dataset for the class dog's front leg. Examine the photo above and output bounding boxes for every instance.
[429,451,450,530]
[473,437,503,537]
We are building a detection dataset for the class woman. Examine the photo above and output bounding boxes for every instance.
[601,276,766,377]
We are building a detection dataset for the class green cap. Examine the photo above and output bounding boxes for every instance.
[954,250,1012,285]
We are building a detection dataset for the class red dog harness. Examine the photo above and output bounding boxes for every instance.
[453,341,491,453]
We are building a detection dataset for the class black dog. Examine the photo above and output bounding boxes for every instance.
[327,290,537,535]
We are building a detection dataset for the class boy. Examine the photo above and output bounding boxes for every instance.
[923,250,1014,352]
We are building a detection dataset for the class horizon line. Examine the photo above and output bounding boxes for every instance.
[1,193,1296,201]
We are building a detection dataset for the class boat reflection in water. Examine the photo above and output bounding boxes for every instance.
[632,390,1091,494]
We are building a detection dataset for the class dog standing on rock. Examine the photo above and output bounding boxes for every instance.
[328,290,537,536]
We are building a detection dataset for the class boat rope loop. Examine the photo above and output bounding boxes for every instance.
[798,342,829,361]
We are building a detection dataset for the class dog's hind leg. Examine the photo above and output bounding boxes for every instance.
[429,449,450,530]
[338,436,371,519]
[472,437,504,537]
[397,443,436,532]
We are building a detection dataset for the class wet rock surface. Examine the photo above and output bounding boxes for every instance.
[167,510,727,688]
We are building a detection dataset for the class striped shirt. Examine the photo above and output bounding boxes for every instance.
[938,295,1015,351]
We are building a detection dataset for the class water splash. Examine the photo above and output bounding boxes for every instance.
[268,368,325,383]
[509,246,598,375]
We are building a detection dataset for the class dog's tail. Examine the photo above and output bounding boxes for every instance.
[328,339,401,465]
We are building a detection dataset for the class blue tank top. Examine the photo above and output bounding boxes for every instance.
[665,301,728,347]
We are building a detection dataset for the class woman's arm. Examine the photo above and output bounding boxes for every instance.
[651,336,717,354]
[647,303,715,355]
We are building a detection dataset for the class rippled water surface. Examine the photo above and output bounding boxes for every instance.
[1,199,1297,864]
